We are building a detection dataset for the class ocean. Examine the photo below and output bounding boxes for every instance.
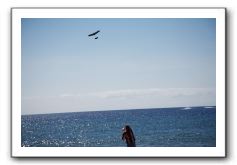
[21,106,216,147]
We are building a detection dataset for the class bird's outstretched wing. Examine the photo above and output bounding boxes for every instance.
[88,30,100,36]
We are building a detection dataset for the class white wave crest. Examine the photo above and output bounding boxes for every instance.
[182,107,192,110]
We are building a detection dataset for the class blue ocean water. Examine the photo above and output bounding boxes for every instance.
[21,106,216,147]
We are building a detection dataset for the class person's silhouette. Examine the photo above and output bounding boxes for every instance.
[122,125,136,147]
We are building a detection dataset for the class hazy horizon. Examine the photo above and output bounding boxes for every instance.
[22,18,216,115]
[22,105,216,116]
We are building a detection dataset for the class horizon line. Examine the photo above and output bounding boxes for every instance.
[21,105,216,116]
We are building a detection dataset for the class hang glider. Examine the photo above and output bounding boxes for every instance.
[88,30,100,37]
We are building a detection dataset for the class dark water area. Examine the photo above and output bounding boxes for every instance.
[21,106,216,147]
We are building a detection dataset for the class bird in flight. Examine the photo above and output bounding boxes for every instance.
[88,30,100,39]
[88,30,100,37]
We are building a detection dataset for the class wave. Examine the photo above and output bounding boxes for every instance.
[182,107,192,110]
[204,106,215,109]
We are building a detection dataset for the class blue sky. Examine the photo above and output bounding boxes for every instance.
[22,18,216,115]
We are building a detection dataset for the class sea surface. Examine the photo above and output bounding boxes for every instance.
[21,106,216,147]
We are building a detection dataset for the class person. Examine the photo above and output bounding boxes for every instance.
[122,125,136,147]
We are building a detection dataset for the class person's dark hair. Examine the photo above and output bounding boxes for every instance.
[124,125,133,132]
[125,125,130,130]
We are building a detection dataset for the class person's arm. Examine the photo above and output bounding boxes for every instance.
[131,130,135,141]
[122,132,125,141]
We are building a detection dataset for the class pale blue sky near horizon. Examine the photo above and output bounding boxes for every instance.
[22,18,216,115]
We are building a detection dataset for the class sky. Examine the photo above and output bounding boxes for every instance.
[21,18,216,115]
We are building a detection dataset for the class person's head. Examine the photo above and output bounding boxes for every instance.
[124,125,131,131]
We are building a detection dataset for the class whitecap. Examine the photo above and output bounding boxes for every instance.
[204,106,215,109]
[182,107,192,110]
